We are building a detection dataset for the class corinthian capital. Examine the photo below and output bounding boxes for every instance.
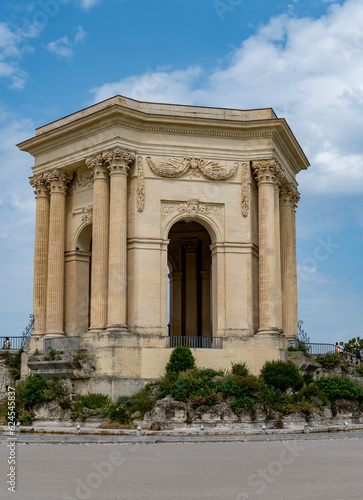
[280,185,300,208]
[44,170,73,194]
[86,153,108,180]
[103,147,135,175]
[29,173,49,197]
[252,159,283,186]
[182,238,199,254]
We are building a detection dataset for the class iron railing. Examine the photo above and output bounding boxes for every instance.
[289,340,335,355]
[309,343,336,355]
[0,337,23,351]
[167,336,223,349]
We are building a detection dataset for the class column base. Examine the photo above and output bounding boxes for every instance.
[105,324,129,332]
[44,332,65,338]
[88,326,106,333]
[257,327,282,336]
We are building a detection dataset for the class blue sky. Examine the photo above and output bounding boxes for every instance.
[1,0,362,344]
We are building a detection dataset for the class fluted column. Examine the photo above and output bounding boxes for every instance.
[252,160,282,334]
[29,173,50,336]
[86,154,109,331]
[104,148,135,330]
[274,181,283,331]
[182,239,199,337]
[44,170,72,336]
[280,185,300,339]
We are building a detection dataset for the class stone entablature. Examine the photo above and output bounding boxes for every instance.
[20,95,309,398]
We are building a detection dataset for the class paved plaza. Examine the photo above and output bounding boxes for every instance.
[1,436,362,500]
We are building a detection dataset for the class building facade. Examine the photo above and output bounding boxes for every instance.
[19,96,309,398]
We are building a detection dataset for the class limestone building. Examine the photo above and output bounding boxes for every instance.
[19,95,309,397]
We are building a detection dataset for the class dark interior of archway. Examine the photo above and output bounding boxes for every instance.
[168,221,212,337]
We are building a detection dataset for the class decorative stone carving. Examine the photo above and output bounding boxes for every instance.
[29,173,49,197]
[81,206,93,224]
[181,238,199,253]
[44,170,73,194]
[241,162,250,217]
[161,199,223,225]
[280,185,300,208]
[103,147,135,174]
[252,159,283,186]
[75,168,93,188]
[86,153,108,179]
[146,156,239,180]
[137,156,145,213]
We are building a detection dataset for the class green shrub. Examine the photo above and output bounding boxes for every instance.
[127,385,154,417]
[260,360,304,393]
[313,376,363,402]
[168,368,219,402]
[108,404,130,424]
[165,346,195,375]
[341,361,350,372]
[77,393,111,409]
[298,384,328,406]
[73,350,87,361]
[219,377,246,398]
[231,363,249,377]
[315,353,341,370]
[234,375,260,395]
[355,365,363,376]
[17,376,50,408]
[230,395,256,413]
[0,350,23,380]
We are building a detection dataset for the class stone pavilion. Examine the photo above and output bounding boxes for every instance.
[18,95,309,398]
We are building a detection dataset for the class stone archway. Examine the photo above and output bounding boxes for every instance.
[168,220,212,338]
[64,224,92,335]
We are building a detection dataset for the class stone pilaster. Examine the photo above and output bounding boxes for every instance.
[280,185,300,339]
[182,239,199,337]
[104,147,135,330]
[252,160,283,334]
[29,173,50,336]
[44,170,72,336]
[86,153,109,331]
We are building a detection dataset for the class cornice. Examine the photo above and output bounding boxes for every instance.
[17,96,309,174]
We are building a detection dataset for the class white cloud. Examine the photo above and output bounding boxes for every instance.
[74,25,87,44]
[78,0,100,9]
[91,66,203,104]
[47,36,73,58]
[47,26,87,59]
[90,0,363,195]
[0,22,27,88]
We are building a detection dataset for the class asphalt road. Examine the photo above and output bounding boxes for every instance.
[1,438,362,500]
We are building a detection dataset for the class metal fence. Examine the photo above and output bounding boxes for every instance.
[309,343,336,355]
[167,336,223,349]
[0,337,23,351]
[289,340,336,355]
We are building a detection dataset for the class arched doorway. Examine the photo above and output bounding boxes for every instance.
[65,224,92,335]
[168,220,212,339]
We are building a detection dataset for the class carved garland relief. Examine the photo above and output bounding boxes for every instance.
[241,162,250,218]
[137,156,145,213]
[146,156,239,180]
